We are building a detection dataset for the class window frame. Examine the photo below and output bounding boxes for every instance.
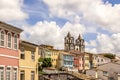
[31,50,35,61]
[6,67,11,80]
[31,71,35,80]
[20,70,25,80]
[20,47,25,59]
[103,71,108,76]
[13,68,17,80]
[14,34,18,50]
[0,30,5,47]
[0,67,4,80]
[7,32,12,48]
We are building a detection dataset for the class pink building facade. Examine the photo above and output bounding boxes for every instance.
[69,51,84,71]
[0,21,22,80]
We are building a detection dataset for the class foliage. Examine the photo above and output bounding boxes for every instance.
[42,58,52,67]
[103,53,116,59]
[38,71,46,74]
[38,57,52,71]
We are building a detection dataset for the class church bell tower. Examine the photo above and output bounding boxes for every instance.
[75,34,85,53]
[64,32,74,51]
[64,32,85,53]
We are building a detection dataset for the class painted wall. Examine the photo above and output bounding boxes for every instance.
[19,44,39,80]
[51,50,60,68]
[93,55,111,67]
[78,56,83,70]
[84,54,90,70]
[63,54,74,68]
[0,23,22,80]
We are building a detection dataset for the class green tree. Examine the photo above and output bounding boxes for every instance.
[103,53,116,59]
[42,58,52,67]
[38,58,44,71]
[38,57,52,71]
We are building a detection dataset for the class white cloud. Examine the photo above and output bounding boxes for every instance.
[97,34,114,53]
[2,0,120,55]
[0,0,28,21]
[43,0,120,32]
[85,33,120,55]
[86,40,97,47]
[85,48,97,53]
[21,21,85,49]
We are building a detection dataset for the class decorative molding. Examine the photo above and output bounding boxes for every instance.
[0,54,19,59]
[0,65,5,67]
[19,66,36,69]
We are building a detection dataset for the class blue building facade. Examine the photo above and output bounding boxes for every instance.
[63,54,74,68]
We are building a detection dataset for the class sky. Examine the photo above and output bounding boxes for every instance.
[0,0,120,55]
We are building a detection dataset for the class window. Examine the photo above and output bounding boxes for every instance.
[97,59,99,62]
[101,59,103,62]
[20,70,25,80]
[14,35,18,49]
[109,77,114,80]
[31,71,35,80]
[7,33,12,48]
[20,47,25,59]
[0,31,5,47]
[103,71,108,76]
[0,67,4,80]
[31,50,35,61]
[85,63,89,67]
[13,68,17,80]
[85,57,89,60]
[6,68,10,80]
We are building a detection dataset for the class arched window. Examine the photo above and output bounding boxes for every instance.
[0,31,5,46]
[7,33,12,48]
[14,34,18,49]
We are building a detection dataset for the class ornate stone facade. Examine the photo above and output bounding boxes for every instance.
[64,32,85,53]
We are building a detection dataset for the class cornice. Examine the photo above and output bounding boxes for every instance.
[0,21,23,33]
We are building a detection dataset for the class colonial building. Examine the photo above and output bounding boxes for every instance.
[58,51,75,71]
[86,62,120,80]
[69,50,84,71]
[92,54,111,67]
[19,40,39,80]
[51,49,60,68]
[83,52,92,70]
[39,45,60,68]
[64,32,85,53]
[39,44,53,58]
[0,21,22,80]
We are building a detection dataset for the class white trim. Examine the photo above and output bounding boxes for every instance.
[0,65,5,80]
[0,54,19,59]
[13,66,18,69]
[19,66,36,69]
[7,32,12,49]
[0,65,5,67]
[7,66,12,68]
[12,67,18,80]
[0,30,5,47]
[13,34,18,50]
[6,66,11,80]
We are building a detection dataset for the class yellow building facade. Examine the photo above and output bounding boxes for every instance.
[51,49,60,68]
[83,53,92,70]
[19,40,39,80]
[39,45,60,68]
